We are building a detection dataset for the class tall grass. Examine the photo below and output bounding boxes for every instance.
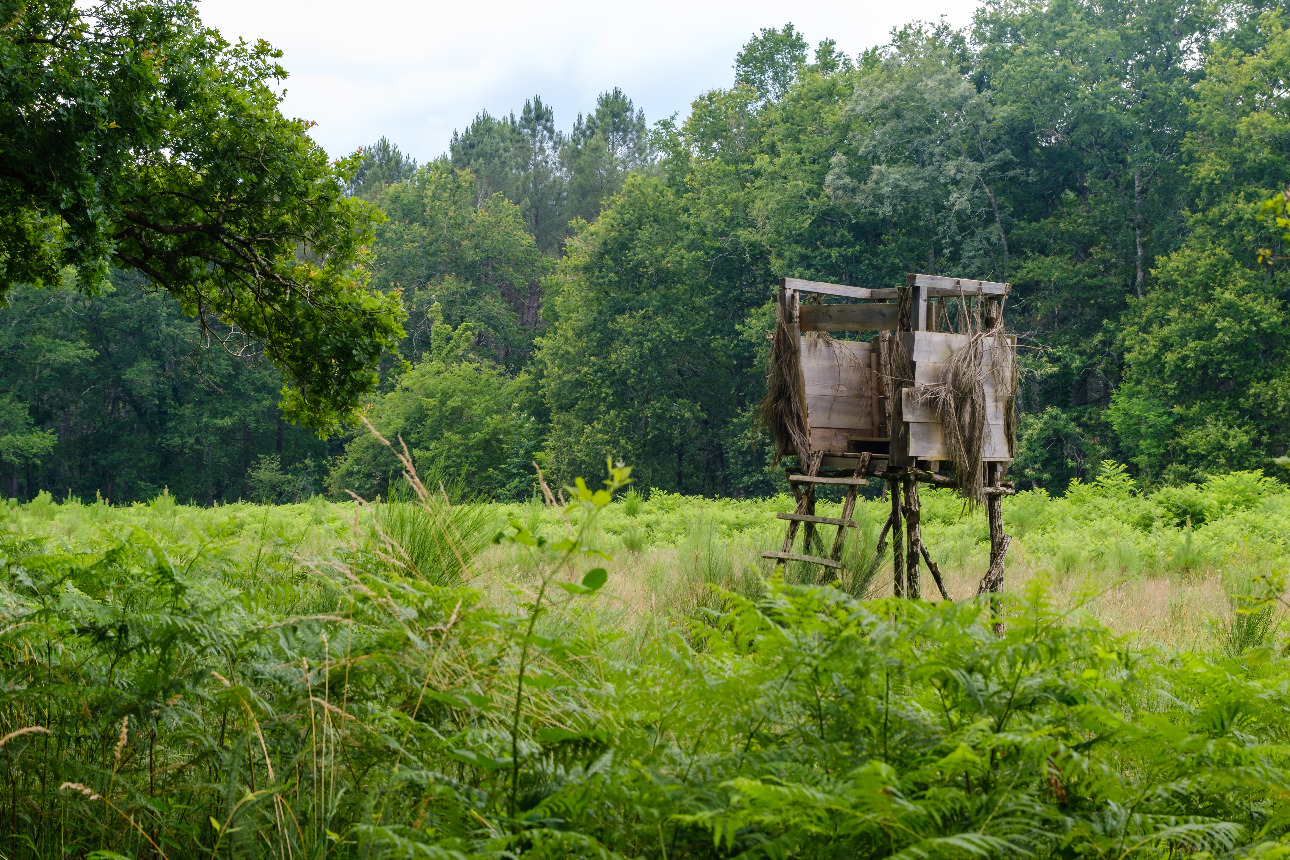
[1,463,1289,857]
[373,476,495,585]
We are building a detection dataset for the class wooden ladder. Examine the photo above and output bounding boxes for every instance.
[762,452,871,570]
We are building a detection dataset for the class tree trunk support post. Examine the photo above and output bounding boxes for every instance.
[902,473,921,599]
[977,461,1011,633]
[889,476,904,597]
[830,453,870,562]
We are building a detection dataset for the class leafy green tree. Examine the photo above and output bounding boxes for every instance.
[328,305,537,500]
[0,270,332,502]
[1110,14,1290,481]
[564,88,652,224]
[536,172,768,494]
[348,136,418,200]
[0,395,55,497]
[734,23,809,104]
[450,97,568,254]
[449,110,525,202]
[371,162,548,368]
[1012,406,1108,490]
[537,35,869,495]
[825,29,1013,279]
[973,0,1211,427]
[0,0,404,432]
[515,96,568,254]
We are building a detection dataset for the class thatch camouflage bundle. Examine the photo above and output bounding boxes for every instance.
[907,301,1017,507]
[762,296,810,467]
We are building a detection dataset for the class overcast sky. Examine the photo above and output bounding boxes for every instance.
[197,0,983,164]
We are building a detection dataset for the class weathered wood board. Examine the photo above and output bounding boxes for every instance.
[809,427,872,451]
[908,421,1012,461]
[799,303,898,332]
[901,331,1014,461]
[805,395,869,428]
[904,330,1016,364]
[783,278,900,300]
[901,388,1005,424]
[799,335,878,452]
[786,274,1010,301]
[908,273,1010,297]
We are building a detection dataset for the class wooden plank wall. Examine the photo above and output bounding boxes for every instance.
[799,335,878,454]
[900,331,1013,461]
[780,275,1013,462]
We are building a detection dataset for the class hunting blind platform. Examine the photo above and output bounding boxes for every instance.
[760,274,1017,602]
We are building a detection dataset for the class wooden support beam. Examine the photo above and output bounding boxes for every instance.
[783,274,1008,302]
[788,474,874,485]
[761,551,843,569]
[870,468,953,487]
[977,462,1011,635]
[776,512,859,527]
[919,543,952,601]
[908,273,1010,297]
[867,511,895,583]
[781,277,901,300]
[977,536,1011,596]
[889,477,903,598]
[821,453,888,472]
[902,475,921,599]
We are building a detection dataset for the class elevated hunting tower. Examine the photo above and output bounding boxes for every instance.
[761,274,1017,601]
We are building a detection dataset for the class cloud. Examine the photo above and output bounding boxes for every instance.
[197,0,981,162]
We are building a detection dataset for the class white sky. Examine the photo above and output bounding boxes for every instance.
[197,0,983,164]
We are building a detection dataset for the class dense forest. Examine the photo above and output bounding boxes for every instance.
[5,0,1290,503]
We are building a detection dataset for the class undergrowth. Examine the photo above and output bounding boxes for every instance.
[1,463,1289,857]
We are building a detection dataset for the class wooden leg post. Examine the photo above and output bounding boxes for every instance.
[919,543,952,601]
[902,474,921,599]
[779,481,807,557]
[867,511,895,583]
[830,453,871,562]
[977,463,1011,633]
[802,485,822,556]
[889,476,904,597]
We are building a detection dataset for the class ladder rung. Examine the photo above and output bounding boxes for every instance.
[822,457,886,470]
[761,551,843,569]
[776,513,857,527]
[787,474,872,485]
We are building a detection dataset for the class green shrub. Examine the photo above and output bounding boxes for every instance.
[619,521,646,553]
[1203,469,1283,517]
[1218,569,1282,658]
[372,474,496,586]
[621,487,644,517]
[1153,482,1208,526]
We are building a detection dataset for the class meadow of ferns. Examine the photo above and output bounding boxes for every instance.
[2,463,1290,858]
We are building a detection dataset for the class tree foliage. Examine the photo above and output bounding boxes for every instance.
[0,0,404,432]
[7,1,1290,500]
[329,304,537,501]
[370,162,549,369]
[0,270,333,502]
[1110,13,1290,482]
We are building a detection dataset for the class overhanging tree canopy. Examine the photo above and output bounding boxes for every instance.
[0,0,404,432]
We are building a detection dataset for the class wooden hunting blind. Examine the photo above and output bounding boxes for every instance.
[761,274,1017,602]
